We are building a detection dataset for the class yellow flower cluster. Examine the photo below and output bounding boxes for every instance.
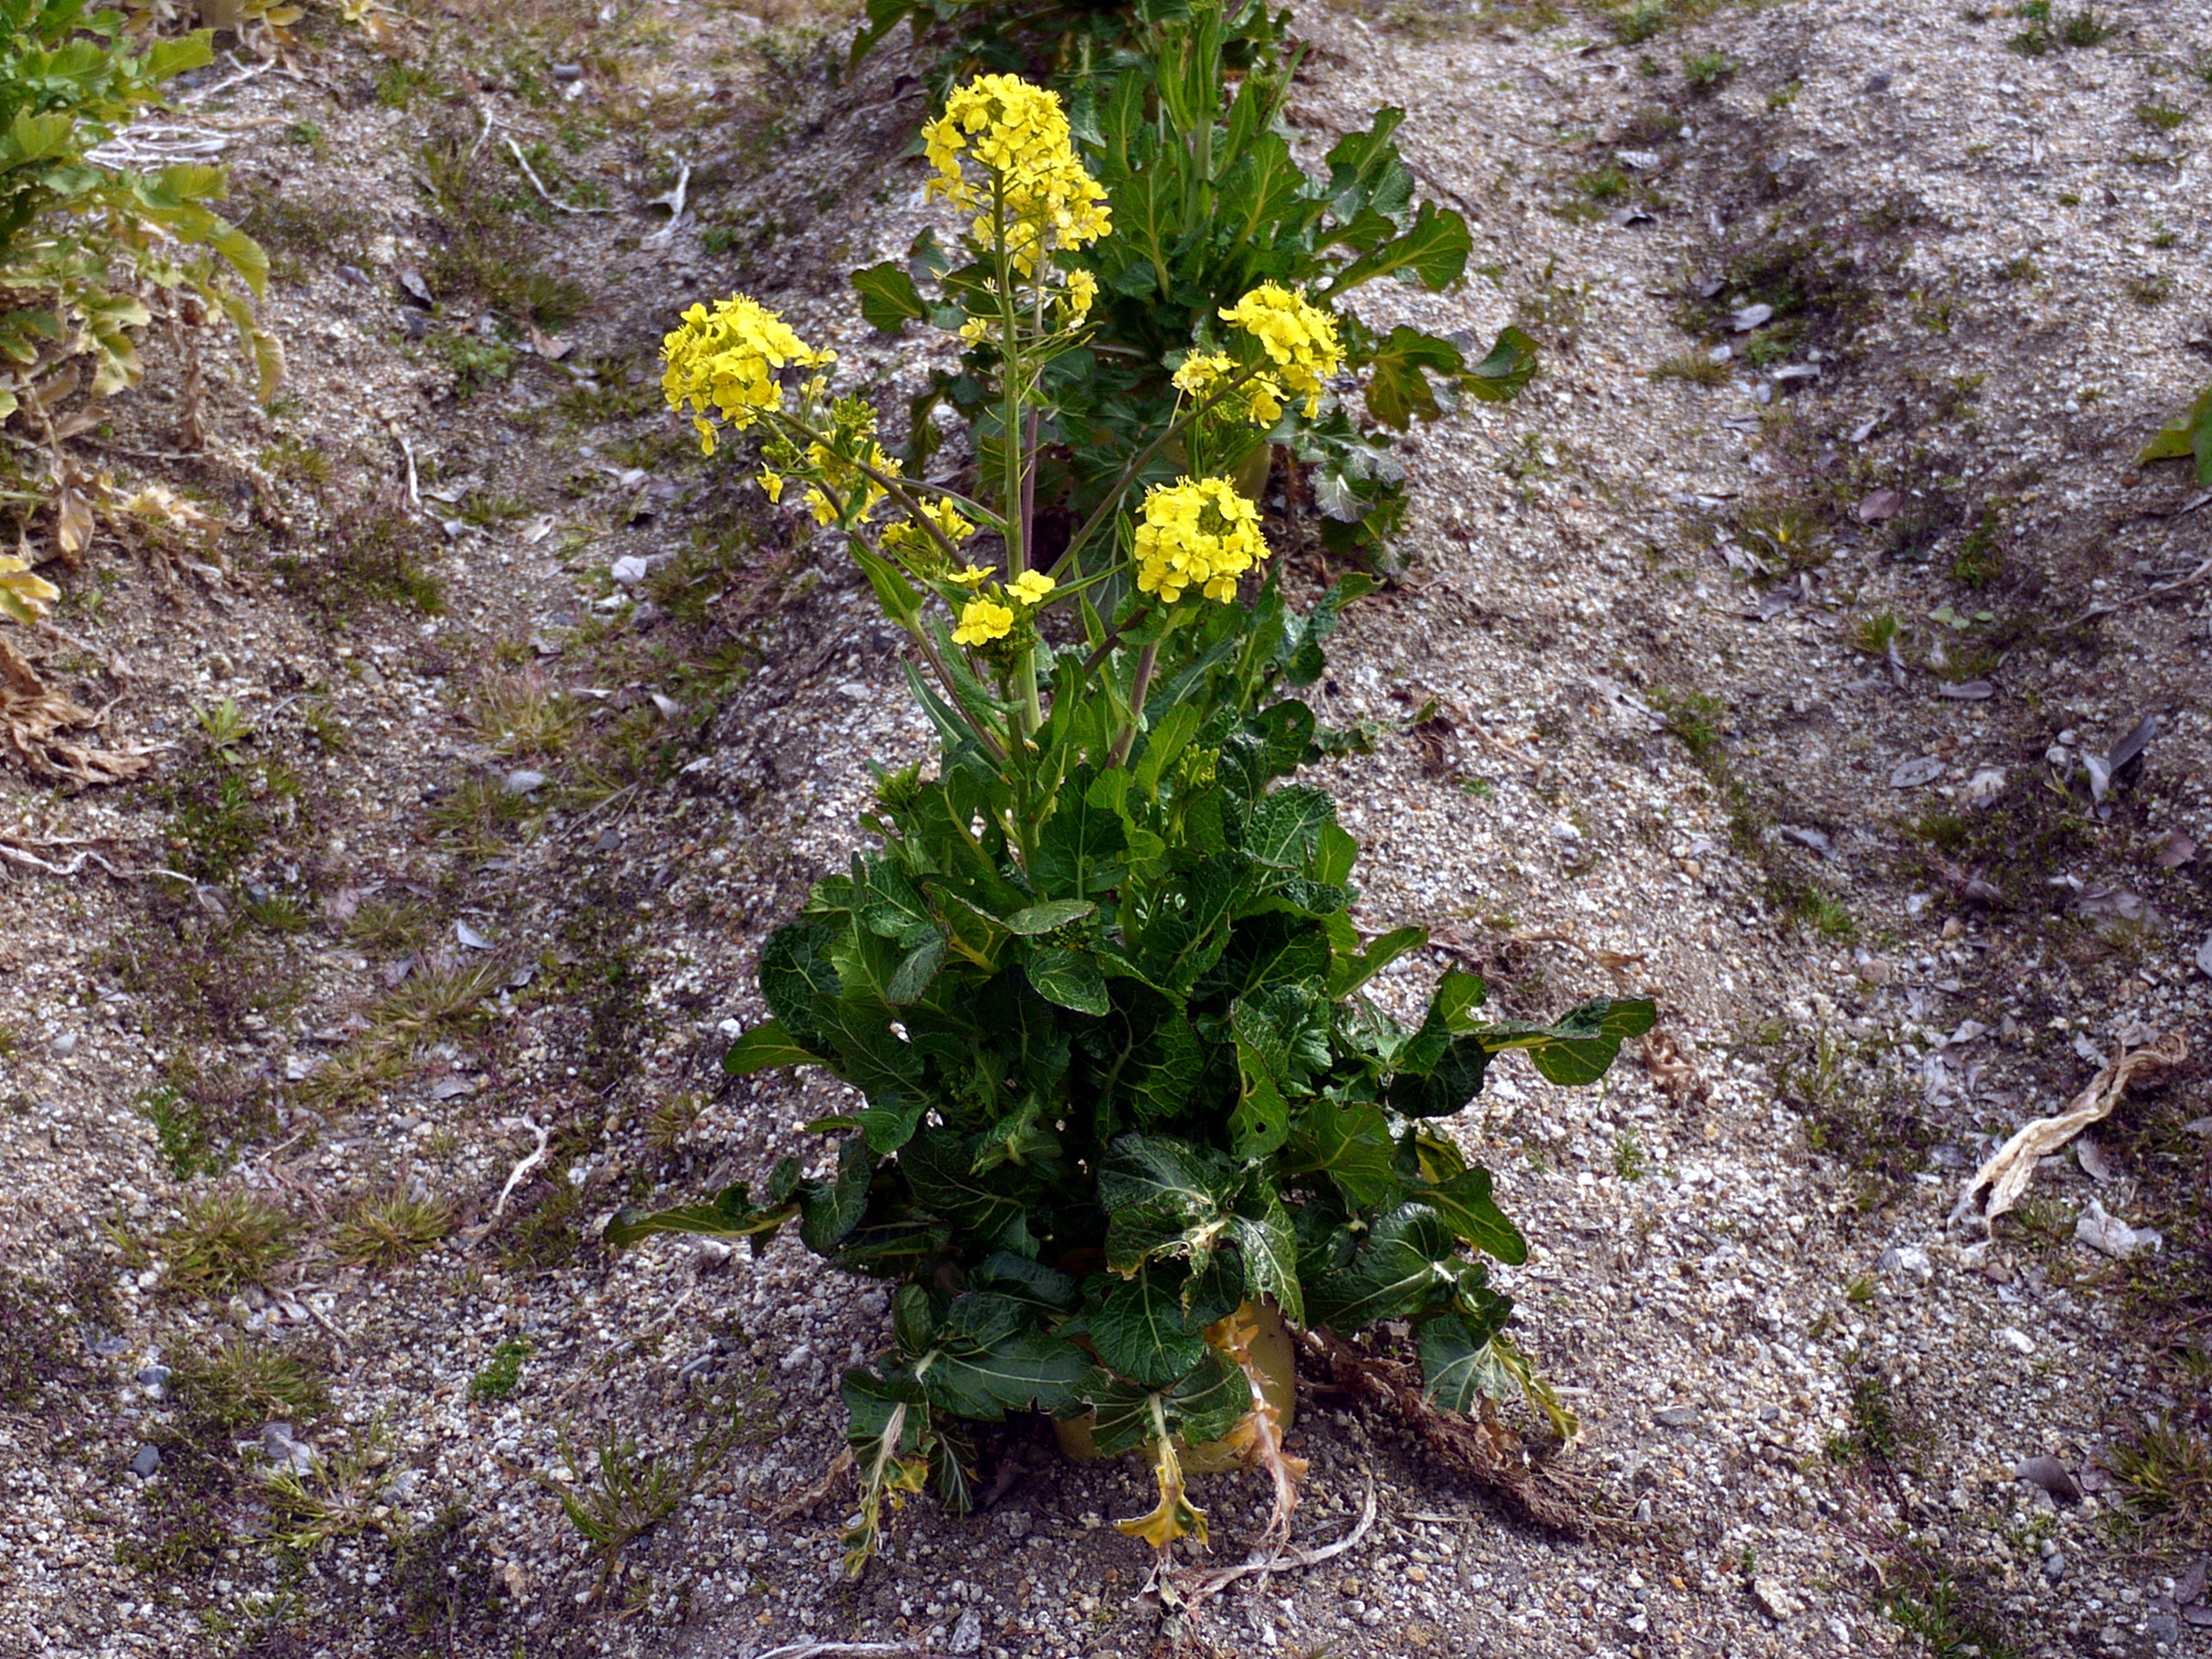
[950,568,1057,647]
[879,496,977,565]
[799,437,900,528]
[662,294,832,454]
[1171,351,1285,427]
[1219,283,1342,416]
[922,74,1111,276]
[1133,476,1270,605]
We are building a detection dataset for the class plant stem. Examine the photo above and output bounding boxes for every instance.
[1109,642,1157,768]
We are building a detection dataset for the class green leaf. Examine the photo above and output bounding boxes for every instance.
[1328,924,1426,998]
[759,922,842,1048]
[1308,1202,1455,1330]
[1228,1039,1289,1163]
[1005,899,1097,935]
[1239,784,1336,869]
[852,545,922,631]
[605,1166,800,1250]
[969,1251,1080,1313]
[900,1130,1036,1245]
[1090,1266,1209,1387]
[2139,385,2212,485]
[914,1297,1088,1420]
[852,261,928,334]
[1475,996,1657,1086]
[1283,1099,1398,1209]
[1026,944,1110,1016]
[1462,324,1540,404]
[1323,201,1472,297]
[1228,1193,1303,1325]
[1086,1347,1248,1455]
[721,1019,821,1075]
[1387,1033,1491,1119]
[1419,1166,1526,1265]
[799,1137,876,1254]
[1361,325,1461,431]
[1033,766,1130,899]
[1416,1303,1515,1413]
[1100,1136,1239,1275]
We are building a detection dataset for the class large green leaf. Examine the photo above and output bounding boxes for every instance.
[1415,1301,1516,1413]
[606,1160,802,1250]
[1282,1099,1397,1208]
[1328,924,1426,999]
[722,1019,821,1075]
[1240,784,1337,869]
[1462,324,1540,405]
[799,1137,876,1253]
[1361,325,1461,431]
[1025,945,1111,1016]
[1033,766,1131,899]
[1475,996,1657,1085]
[1419,1166,1526,1265]
[1100,1136,1239,1274]
[852,260,928,334]
[2139,384,2212,485]
[1308,1201,1455,1330]
[912,1295,1088,1420]
[1090,1265,1209,1387]
[1323,200,1471,296]
[1228,1192,1303,1324]
[900,1131,1036,1245]
[1085,1346,1249,1455]
[759,922,842,1048]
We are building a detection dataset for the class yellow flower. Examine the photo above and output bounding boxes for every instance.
[758,469,785,503]
[1062,267,1098,321]
[661,293,833,452]
[921,75,1111,275]
[958,314,994,345]
[1172,351,1287,427]
[1219,283,1343,417]
[882,500,979,563]
[952,597,1015,646]
[1005,569,1056,606]
[947,562,994,587]
[1132,476,1271,606]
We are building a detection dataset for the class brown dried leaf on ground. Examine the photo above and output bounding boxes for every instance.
[0,636,144,783]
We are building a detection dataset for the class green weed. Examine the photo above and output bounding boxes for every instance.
[470,1338,532,1401]
[153,1189,297,1295]
[332,1189,454,1269]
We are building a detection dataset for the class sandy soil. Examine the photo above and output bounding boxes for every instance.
[0,2,2207,1656]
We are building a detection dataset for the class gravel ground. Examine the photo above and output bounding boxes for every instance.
[0,2,2207,1656]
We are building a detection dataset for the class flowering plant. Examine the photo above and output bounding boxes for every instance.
[866,0,1538,573]
[615,70,1651,1574]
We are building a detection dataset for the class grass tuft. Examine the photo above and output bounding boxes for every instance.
[332,1189,455,1269]
[154,1189,297,1295]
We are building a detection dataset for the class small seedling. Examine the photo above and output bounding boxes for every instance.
[1613,1127,1648,1181]
[262,1417,395,1553]
[2137,100,2191,133]
[1852,611,1900,654]
[470,1338,532,1401]
[2128,272,2173,306]
[193,697,254,757]
[1682,50,1733,90]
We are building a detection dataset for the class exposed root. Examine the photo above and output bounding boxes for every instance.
[1308,1330,1631,1538]
[1176,1474,1376,1609]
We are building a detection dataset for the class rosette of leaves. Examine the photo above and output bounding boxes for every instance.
[611,569,1654,1571]
[856,0,1537,574]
